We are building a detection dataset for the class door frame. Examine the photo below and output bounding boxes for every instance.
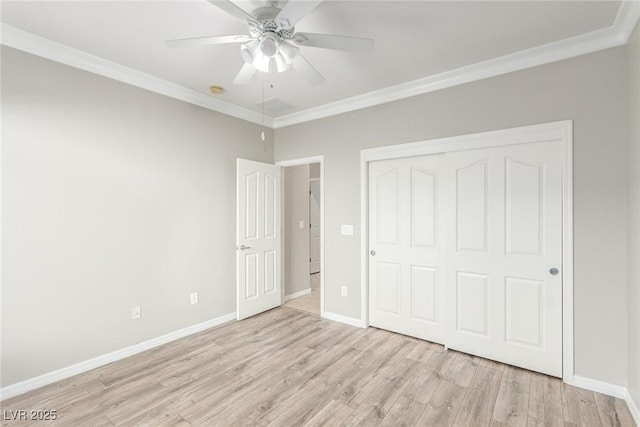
[277,156,325,317]
[359,120,574,381]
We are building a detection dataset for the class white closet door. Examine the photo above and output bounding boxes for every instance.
[443,141,563,377]
[369,154,444,343]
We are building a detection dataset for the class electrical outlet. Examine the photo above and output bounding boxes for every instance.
[341,286,348,297]
[132,306,141,319]
[190,292,199,305]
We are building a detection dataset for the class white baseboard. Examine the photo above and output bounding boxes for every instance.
[626,389,640,427]
[322,311,366,328]
[0,311,236,401]
[567,375,628,399]
[284,288,311,301]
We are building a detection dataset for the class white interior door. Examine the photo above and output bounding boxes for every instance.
[443,141,563,376]
[368,154,445,343]
[367,138,563,377]
[237,159,282,320]
[309,180,321,274]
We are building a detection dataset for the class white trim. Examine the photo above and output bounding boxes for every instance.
[284,288,311,301]
[0,24,272,128]
[616,0,640,44]
[362,121,568,162]
[0,311,236,401]
[566,376,627,400]
[323,311,366,328]
[562,123,575,382]
[360,149,369,328]
[2,2,638,130]
[627,390,640,427]
[359,120,574,381]
[276,156,324,318]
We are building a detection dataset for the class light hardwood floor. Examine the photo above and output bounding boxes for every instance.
[1,307,635,427]
[284,273,320,315]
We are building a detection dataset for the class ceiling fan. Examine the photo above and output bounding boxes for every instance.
[166,0,374,86]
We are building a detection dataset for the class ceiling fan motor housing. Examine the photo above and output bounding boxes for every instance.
[249,5,295,39]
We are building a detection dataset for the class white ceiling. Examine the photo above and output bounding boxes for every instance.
[0,1,625,121]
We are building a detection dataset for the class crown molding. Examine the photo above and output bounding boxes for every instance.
[2,1,638,130]
[616,0,640,43]
[273,0,640,128]
[0,24,274,128]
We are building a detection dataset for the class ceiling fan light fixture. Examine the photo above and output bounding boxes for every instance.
[240,46,254,64]
[240,40,260,64]
[279,42,298,64]
[274,53,290,73]
[253,52,270,73]
[259,33,279,58]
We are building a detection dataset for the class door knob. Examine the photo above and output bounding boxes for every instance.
[238,245,252,251]
[370,250,376,256]
[549,268,559,275]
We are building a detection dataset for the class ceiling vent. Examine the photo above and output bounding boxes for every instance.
[256,97,296,113]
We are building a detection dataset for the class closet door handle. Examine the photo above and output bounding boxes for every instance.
[549,268,559,275]
[370,250,376,256]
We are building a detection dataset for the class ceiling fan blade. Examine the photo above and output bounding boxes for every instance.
[206,0,256,24]
[292,53,325,86]
[165,34,252,48]
[292,33,374,53]
[233,62,257,85]
[276,0,324,29]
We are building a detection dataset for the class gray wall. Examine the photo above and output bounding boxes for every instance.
[275,47,629,386]
[1,47,274,387]
[284,164,310,296]
[627,21,640,407]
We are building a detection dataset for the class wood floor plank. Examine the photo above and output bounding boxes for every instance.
[379,395,427,427]
[562,383,602,426]
[1,307,635,427]
[402,364,443,405]
[264,378,334,427]
[453,366,503,426]
[301,399,354,427]
[342,358,422,427]
[415,380,467,427]
[593,392,636,427]
[405,339,442,364]
[542,376,565,427]
[335,335,416,407]
[528,373,546,422]
[492,366,532,427]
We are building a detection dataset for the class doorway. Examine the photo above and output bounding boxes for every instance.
[278,157,324,316]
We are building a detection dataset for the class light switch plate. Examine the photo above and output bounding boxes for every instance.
[299,220,305,229]
[341,224,354,236]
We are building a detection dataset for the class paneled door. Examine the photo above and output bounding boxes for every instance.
[309,179,321,274]
[443,141,563,376]
[236,159,282,320]
[368,154,445,343]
